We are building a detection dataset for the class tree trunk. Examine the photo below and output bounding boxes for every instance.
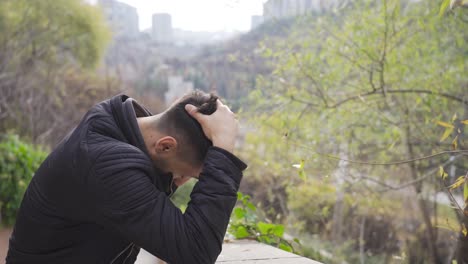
[331,145,348,242]
[405,112,440,264]
[456,212,468,264]
[455,99,468,263]
[359,216,366,264]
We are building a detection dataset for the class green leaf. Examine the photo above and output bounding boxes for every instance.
[271,225,285,237]
[279,242,293,252]
[233,207,246,219]
[439,166,448,180]
[233,226,250,239]
[257,222,274,235]
[299,159,305,170]
[321,206,330,217]
[293,238,301,245]
[464,177,468,204]
[257,222,285,237]
[258,235,272,244]
[298,170,307,180]
[246,202,257,211]
[439,0,451,16]
[440,127,454,142]
[452,135,459,150]
[461,120,468,125]
[437,121,454,128]
[243,194,251,203]
[449,176,465,190]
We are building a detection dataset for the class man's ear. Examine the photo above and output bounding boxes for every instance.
[155,136,178,155]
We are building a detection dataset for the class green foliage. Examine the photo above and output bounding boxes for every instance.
[0,134,47,226]
[440,0,452,16]
[287,180,337,233]
[170,180,196,212]
[440,0,468,16]
[242,0,467,261]
[438,118,468,214]
[0,0,110,68]
[229,192,299,253]
[0,0,116,146]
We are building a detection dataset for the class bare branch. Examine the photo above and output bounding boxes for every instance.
[329,88,468,108]
[354,155,462,192]
[289,139,468,166]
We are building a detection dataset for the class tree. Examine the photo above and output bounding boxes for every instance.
[244,0,467,262]
[0,0,115,145]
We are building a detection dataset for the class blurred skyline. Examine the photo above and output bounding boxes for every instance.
[87,0,267,32]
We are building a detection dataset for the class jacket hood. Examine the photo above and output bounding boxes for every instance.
[110,94,177,196]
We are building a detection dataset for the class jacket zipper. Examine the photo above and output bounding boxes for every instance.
[168,176,175,198]
[110,176,174,264]
[110,243,133,264]
[122,244,134,264]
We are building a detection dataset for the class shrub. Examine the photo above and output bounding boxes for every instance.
[170,180,196,212]
[0,134,47,226]
[287,181,338,234]
[228,192,301,253]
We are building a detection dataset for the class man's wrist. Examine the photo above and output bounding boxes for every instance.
[209,146,248,172]
[212,139,234,153]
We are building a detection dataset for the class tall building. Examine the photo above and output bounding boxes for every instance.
[251,15,264,30]
[263,0,337,21]
[165,76,193,105]
[98,0,139,38]
[152,13,173,44]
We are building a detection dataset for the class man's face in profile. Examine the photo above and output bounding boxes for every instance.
[166,157,202,186]
[151,139,203,187]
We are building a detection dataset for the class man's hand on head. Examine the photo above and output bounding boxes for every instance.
[185,99,238,153]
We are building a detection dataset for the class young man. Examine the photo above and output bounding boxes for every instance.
[6,91,247,264]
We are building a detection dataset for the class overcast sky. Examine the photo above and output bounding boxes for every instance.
[88,0,267,32]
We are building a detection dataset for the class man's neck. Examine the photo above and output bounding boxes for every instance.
[137,114,163,155]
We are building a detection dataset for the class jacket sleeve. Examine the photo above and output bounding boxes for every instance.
[89,145,247,264]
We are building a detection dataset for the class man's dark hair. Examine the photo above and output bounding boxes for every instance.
[157,90,218,164]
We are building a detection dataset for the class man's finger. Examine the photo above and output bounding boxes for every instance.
[185,104,207,123]
[216,99,225,108]
[185,104,198,114]
[216,99,234,113]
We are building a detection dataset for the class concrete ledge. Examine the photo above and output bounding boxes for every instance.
[2,228,321,264]
[137,240,321,264]
[216,240,321,264]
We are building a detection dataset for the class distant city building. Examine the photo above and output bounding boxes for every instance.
[251,15,264,30]
[165,76,194,105]
[172,29,239,46]
[152,13,173,44]
[263,0,338,20]
[98,0,139,38]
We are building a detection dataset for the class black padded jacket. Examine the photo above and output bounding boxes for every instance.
[6,94,247,264]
